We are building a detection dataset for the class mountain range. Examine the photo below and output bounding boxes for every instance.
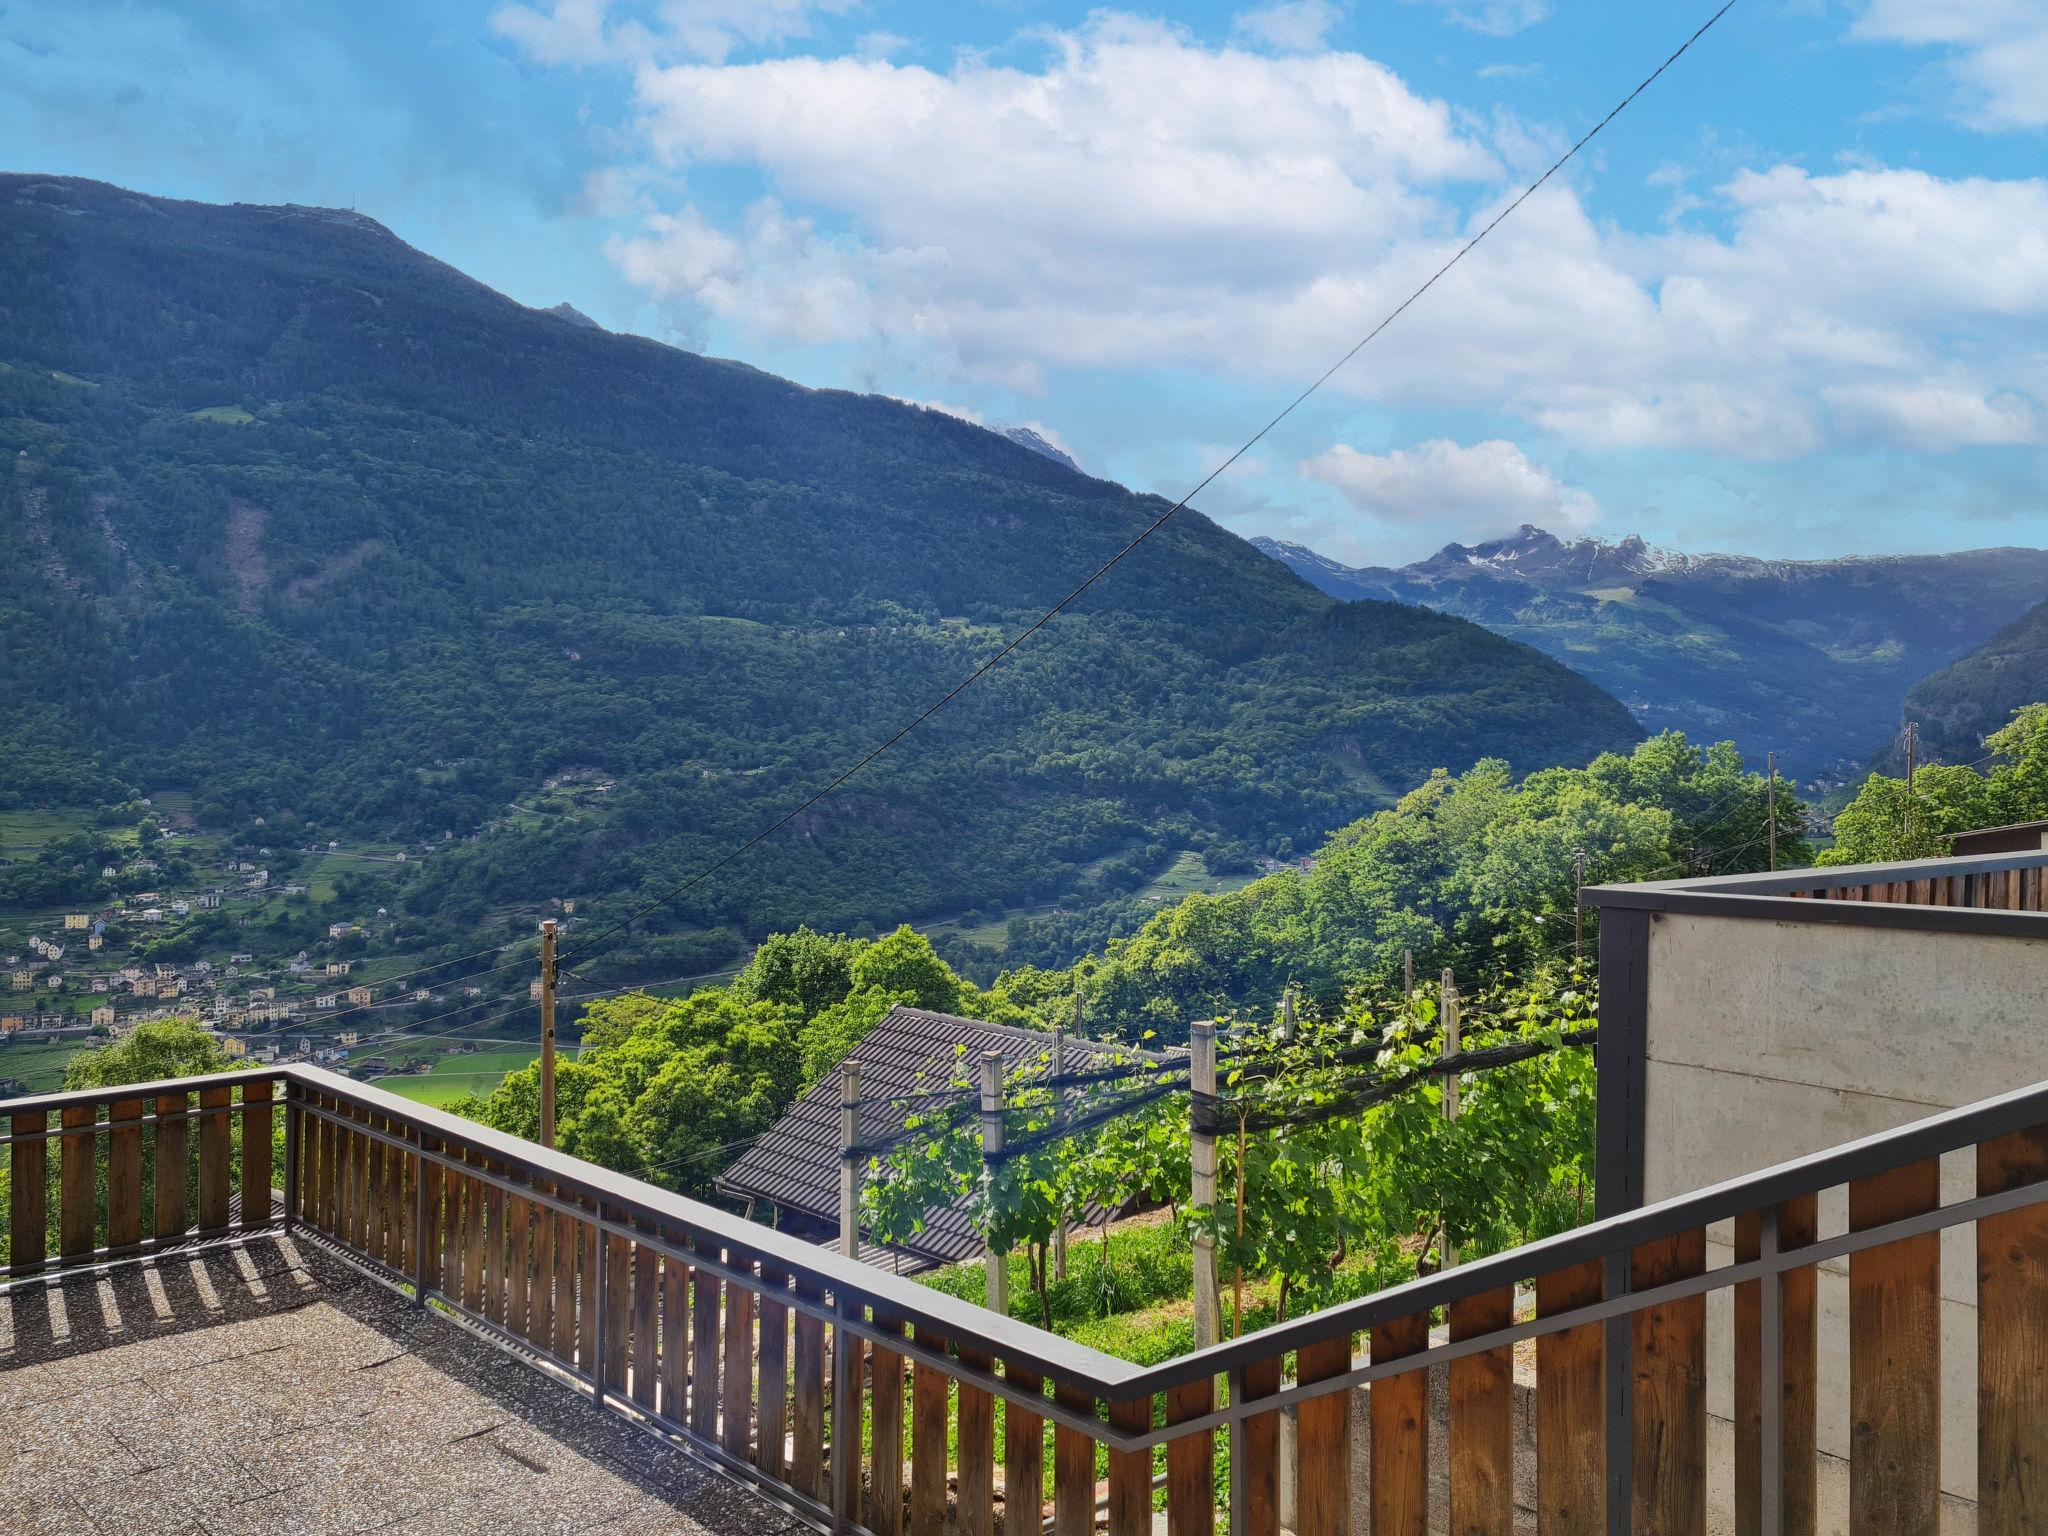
[1253,527,2048,782]
[0,175,1639,967]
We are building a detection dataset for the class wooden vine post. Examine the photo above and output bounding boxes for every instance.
[1440,969,1460,1271]
[1190,1019,1221,1350]
[839,1060,862,1258]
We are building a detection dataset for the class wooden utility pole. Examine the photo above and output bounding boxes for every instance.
[1767,751,1779,872]
[1189,1020,1221,1350]
[839,1060,862,1259]
[979,1050,1009,1314]
[1439,970,1460,1271]
[538,919,558,1149]
[1572,850,1588,964]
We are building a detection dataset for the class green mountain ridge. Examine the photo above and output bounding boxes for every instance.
[0,174,1640,965]
[1253,526,2048,785]
[1899,596,2048,767]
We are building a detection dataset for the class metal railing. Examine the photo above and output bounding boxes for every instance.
[6,1061,2048,1536]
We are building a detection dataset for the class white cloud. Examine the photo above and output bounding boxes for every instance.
[1407,0,1551,39]
[1232,1,1342,53]
[1852,0,2048,130]
[490,0,852,66]
[579,14,2048,459]
[1302,438,1599,531]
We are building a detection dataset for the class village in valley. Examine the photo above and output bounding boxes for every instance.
[0,797,550,1096]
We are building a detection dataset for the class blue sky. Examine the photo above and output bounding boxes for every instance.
[4,0,2044,564]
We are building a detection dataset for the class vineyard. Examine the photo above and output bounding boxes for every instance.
[865,964,1599,1351]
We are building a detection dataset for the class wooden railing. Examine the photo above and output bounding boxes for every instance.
[7,1063,2048,1535]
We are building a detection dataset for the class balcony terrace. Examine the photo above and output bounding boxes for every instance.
[4,844,2048,1536]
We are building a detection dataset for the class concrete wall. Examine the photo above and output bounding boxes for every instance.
[1641,909,2048,1520]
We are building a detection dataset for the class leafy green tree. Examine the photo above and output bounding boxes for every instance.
[65,1017,229,1088]
[849,926,964,1014]
[1823,704,2048,865]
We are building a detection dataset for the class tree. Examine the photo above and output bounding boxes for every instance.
[1822,703,2048,866]
[65,1017,229,1088]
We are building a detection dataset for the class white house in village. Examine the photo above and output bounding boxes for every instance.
[140,908,164,924]
[170,900,190,917]
[63,914,89,931]
[91,1004,115,1029]
[326,961,351,976]
[196,891,222,910]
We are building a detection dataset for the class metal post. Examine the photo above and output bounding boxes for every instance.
[1766,751,1779,873]
[1574,850,1588,964]
[978,1050,1010,1314]
[539,919,558,1150]
[1052,1002,1070,1283]
[1440,969,1460,1271]
[1759,1204,1784,1536]
[1189,1020,1221,1350]
[839,1061,862,1259]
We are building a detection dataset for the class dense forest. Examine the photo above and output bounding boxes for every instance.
[0,174,1639,962]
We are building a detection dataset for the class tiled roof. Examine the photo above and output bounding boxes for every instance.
[718,1006,1151,1268]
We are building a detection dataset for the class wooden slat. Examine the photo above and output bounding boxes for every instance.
[1536,1259,1606,1536]
[579,1195,600,1377]
[833,1307,864,1525]
[661,1243,690,1425]
[337,1104,357,1247]
[756,1264,789,1481]
[58,1105,95,1260]
[196,1085,232,1233]
[1371,1314,1429,1536]
[1735,1198,1818,1536]
[9,1111,47,1273]
[363,1115,387,1264]
[720,1258,754,1459]
[1980,1128,2048,1534]
[691,1242,722,1438]
[505,1192,531,1339]
[153,1093,188,1241]
[552,1199,580,1363]
[1297,1332,1353,1536]
[606,1213,633,1394]
[528,1184,554,1346]
[911,1328,951,1536]
[1238,1355,1282,1536]
[483,1176,507,1325]
[298,1094,321,1229]
[240,1080,272,1229]
[1106,1394,1153,1536]
[1849,1161,1940,1536]
[464,1164,487,1313]
[870,1314,907,1536]
[1164,1375,1215,1536]
[317,1096,338,1233]
[957,1345,997,1536]
[790,1277,827,1501]
[1052,1384,1097,1536]
[1451,1286,1515,1536]
[106,1097,143,1252]
[418,1138,443,1294]
[1632,1229,1707,1536]
[1004,1365,1047,1536]
[632,1232,661,1414]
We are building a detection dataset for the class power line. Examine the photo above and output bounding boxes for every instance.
[552,0,1740,973]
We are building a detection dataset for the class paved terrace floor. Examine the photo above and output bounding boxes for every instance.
[0,1236,801,1536]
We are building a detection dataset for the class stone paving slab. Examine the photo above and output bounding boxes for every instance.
[0,1237,807,1536]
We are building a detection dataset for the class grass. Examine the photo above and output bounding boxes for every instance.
[1133,851,1260,907]
[187,404,256,424]
[0,807,95,857]
[369,1046,544,1106]
[0,1038,92,1092]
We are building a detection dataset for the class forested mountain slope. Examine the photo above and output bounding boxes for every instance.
[0,175,1638,958]
[1253,527,2048,784]
[1899,597,2048,765]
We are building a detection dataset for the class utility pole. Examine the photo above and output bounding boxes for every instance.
[538,919,558,1149]
[839,1060,862,1259]
[1439,969,1460,1271]
[979,1051,1009,1314]
[1572,850,1588,964]
[1189,1020,1221,1350]
[1767,751,1779,873]
[1905,721,1919,850]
